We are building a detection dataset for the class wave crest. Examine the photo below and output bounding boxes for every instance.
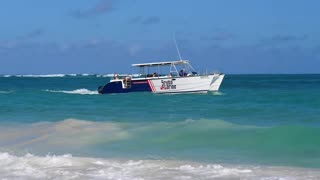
[1,119,320,171]
[0,119,130,150]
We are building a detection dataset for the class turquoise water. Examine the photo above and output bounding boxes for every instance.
[0,74,319,179]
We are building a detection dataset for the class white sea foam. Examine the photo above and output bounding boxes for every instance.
[96,73,141,78]
[0,152,318,180]
[98,74,114,78]
[44,88,99,95]
[96,74,113,77]
[81,73,92,76]
[210,91,225,96]
[67,74,77,77]
[0,74,97,78]
[15,74,66,77]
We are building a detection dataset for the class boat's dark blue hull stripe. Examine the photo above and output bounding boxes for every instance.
[98,80,151,94]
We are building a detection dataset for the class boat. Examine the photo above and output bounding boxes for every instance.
[98,60,224,94]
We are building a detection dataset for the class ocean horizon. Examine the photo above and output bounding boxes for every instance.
[0,74,319,179]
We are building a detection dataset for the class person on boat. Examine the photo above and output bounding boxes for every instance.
[153,72,158,77]
[179,69,187,77]
[114,74,119,80]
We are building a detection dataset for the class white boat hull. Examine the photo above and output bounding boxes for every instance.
[148,74,224,94]
[209,74,225,91]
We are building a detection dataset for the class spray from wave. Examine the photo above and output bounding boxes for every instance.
[44,89,98,95]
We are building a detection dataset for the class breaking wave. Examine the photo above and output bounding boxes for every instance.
[1,118,320,174]
[44,88,98,95]
[0,151,318,180]
[0,119,130,153]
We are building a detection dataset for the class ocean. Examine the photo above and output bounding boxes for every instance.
[0,74,319,179]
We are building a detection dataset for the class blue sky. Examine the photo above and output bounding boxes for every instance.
[0,0,319,74]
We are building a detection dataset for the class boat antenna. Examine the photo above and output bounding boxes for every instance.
[174,34,182,60]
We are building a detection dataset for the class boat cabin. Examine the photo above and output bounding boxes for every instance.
[131,60,197,78]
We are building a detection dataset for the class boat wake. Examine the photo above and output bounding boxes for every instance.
[209,91,225,96]
[44,89,98,95]
[0,90,13,94]
[0,73,142,78]
[0,74,95,78]
[9,74,66,78]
